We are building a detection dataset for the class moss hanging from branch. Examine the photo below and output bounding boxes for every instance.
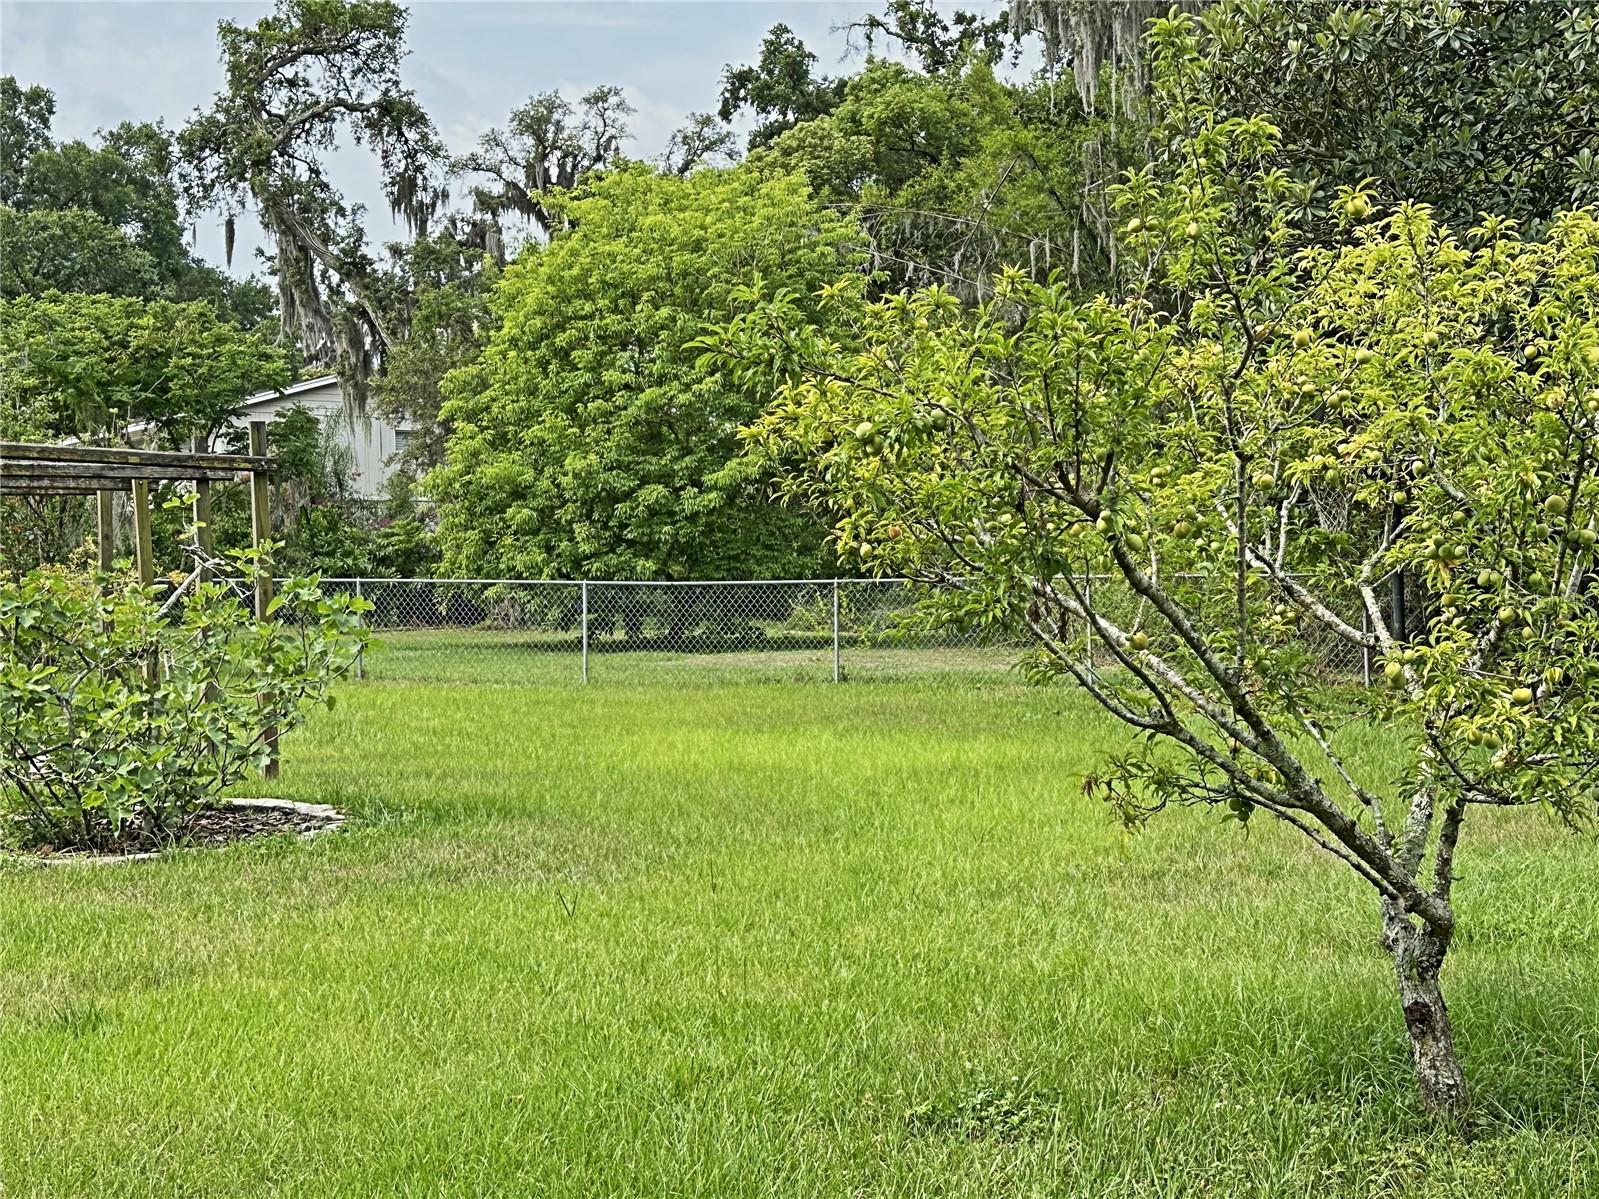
[1010,1,1206,114]
[179,0,443,418]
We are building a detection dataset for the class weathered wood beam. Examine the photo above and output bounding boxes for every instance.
[1,441,275,474]
[0,478,127,495]
[3,460,246,484]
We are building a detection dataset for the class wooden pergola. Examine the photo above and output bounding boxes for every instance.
[2,421,282,775]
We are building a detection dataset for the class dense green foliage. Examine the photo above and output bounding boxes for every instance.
[0,206,159,299]
[760,58,1123,297]
[429,166,861,580]
[0,76,272,323]
[0,293,289,444]
[17,121,191,279]
[0,76,54,202]
[718,23,850,151]
[370,225,501,473]
[0,561,366,851]
[1189,0,1599,234]
[0,68,276,580]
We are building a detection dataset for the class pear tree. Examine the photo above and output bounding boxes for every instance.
[713,15,1599,1114]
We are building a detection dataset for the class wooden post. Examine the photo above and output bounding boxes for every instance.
[191,437,220,702]
[95,489,115,574]
[248,420,279,779]
[191,435,213,583]
[130,479,155,588]
[95,490,116,636]
[130,479,157,683]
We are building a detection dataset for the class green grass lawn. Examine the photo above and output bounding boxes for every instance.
[360,627,1019,686]
[2,679,1595,1197]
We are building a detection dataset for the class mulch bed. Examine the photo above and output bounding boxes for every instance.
[180,799,344,848]
[17,799,345,864]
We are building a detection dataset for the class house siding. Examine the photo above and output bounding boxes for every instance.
[232,378,413,500]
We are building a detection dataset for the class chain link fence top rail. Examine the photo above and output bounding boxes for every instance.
[305,576,1372,687]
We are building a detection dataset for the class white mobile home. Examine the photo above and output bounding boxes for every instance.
[231,375,414,499]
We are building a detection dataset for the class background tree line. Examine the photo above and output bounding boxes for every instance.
[4,0,1597,581]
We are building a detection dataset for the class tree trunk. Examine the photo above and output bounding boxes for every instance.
[1383,904,1469,1114]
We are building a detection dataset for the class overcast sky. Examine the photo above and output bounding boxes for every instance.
[0,0,972,273]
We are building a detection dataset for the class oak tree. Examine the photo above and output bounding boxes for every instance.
[179,0,443,409]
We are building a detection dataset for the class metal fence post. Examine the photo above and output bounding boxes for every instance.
[354,578,366,680]
[832,579,841,683]
[1361,607,1372,687]
[580,580,590,684]
[1084,574,1095,669]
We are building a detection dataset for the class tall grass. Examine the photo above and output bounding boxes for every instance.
[1,680,1593,1197]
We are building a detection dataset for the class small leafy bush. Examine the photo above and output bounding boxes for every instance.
[0,556,368,852]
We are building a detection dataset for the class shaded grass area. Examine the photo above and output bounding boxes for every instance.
[1,680,1595,1197]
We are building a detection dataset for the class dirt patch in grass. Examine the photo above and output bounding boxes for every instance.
[19,799,345,864]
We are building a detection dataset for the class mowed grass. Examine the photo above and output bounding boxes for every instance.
[1,679,1595,1197]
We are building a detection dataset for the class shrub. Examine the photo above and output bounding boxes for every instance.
[0,558,368,852]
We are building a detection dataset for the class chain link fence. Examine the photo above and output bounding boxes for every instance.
[309,576,1372,687]
[313,578,1022,686]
